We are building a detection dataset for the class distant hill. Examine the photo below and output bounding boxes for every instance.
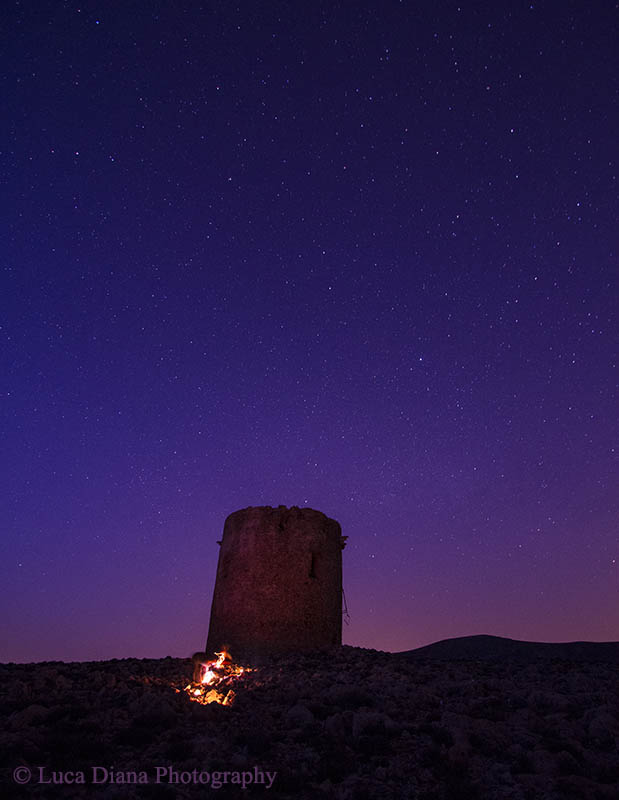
[398,634,619,662]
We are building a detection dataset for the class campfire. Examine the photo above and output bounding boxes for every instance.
[182,649,252,706]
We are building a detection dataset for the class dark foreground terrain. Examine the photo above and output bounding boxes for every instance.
[1,640,618,799]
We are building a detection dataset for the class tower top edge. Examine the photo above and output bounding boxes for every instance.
[224,505,342,528]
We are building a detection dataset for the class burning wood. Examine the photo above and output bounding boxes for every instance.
[183,649,252,705]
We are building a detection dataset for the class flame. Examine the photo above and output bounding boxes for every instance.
[182,649,251,706]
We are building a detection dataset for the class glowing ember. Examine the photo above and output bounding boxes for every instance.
[182,649,252,706]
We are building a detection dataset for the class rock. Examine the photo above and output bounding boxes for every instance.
[325,712,347,738]
[587,711,616,746]
[351,710,393,738]
[446,724,472,766]
[527,690,570,713]
[556,749,580,775]
[10,704,49,728]
[285,703,314,727]
[530,748,558,775]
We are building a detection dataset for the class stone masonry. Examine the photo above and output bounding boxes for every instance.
[206,505,346,661]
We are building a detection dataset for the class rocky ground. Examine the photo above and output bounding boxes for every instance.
[1,646,618,799]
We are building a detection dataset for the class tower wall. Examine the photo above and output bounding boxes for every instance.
[206,505,346,661]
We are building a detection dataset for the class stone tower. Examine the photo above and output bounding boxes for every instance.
[206,505,346,661]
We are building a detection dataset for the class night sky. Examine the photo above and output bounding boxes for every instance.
[2,1,617,664]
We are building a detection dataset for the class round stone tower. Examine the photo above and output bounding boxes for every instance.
[206,505,346,661]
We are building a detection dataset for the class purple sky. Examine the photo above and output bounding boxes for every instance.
[2,1,617,663]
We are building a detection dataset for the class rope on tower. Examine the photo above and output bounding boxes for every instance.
[342,587,351,625]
